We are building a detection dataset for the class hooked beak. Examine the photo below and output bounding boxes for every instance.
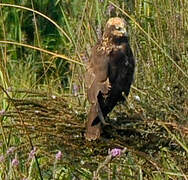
[120,27,128,37]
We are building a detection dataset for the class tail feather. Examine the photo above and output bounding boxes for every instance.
[85,103,101,141]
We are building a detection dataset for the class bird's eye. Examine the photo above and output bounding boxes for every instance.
[115,26,121,30]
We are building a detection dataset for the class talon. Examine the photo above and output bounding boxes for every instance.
[101,79,111,95]
[101,119,109,125]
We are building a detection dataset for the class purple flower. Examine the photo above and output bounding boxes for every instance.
[110,148,122,157]
[12,158,19,167]
[99,0,104,2]
[72,83,79,96]
[55,151,62,160]
[107,4,115,16]
[0,109,5,115]
[6,87,12,92]
[28,147,36,160]
[7,147,16,155]
[0,155,5,163]
[82,55,89,63]
[96,25,102,39]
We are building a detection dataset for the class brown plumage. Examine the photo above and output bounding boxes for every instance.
[85,17,136,141]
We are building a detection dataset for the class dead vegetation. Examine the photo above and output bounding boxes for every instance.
[1,89,187,178]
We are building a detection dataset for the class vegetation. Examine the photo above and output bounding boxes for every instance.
[0,0,187,179]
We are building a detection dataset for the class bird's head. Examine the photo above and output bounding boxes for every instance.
[104,17,128,38]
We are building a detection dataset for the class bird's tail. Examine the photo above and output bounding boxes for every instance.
[85,103,101,141]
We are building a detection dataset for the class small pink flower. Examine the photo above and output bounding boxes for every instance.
[107,4,115,15]
[7,147,16,155]
[96,25,102,39]
[72,83,79,96]
[22,178,28,180]
[0,155,5,163]
[0,109,5,115]
[110,148,122,157]
[6,87,12,92]
[82,55,89,62]
[55,151,62,160]
[12,158,19,167]
[28,147,36,160]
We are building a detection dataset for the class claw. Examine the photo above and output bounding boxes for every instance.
[101,78,111,95]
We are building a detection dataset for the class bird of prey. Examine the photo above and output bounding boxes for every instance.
[85,17,136,141]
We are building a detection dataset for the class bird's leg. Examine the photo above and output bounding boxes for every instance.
[101,78,111,94]
[101,78,111,99]
[87,81,100,104]
[96,102,109,125]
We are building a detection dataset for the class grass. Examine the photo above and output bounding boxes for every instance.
[0,0,188,179]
